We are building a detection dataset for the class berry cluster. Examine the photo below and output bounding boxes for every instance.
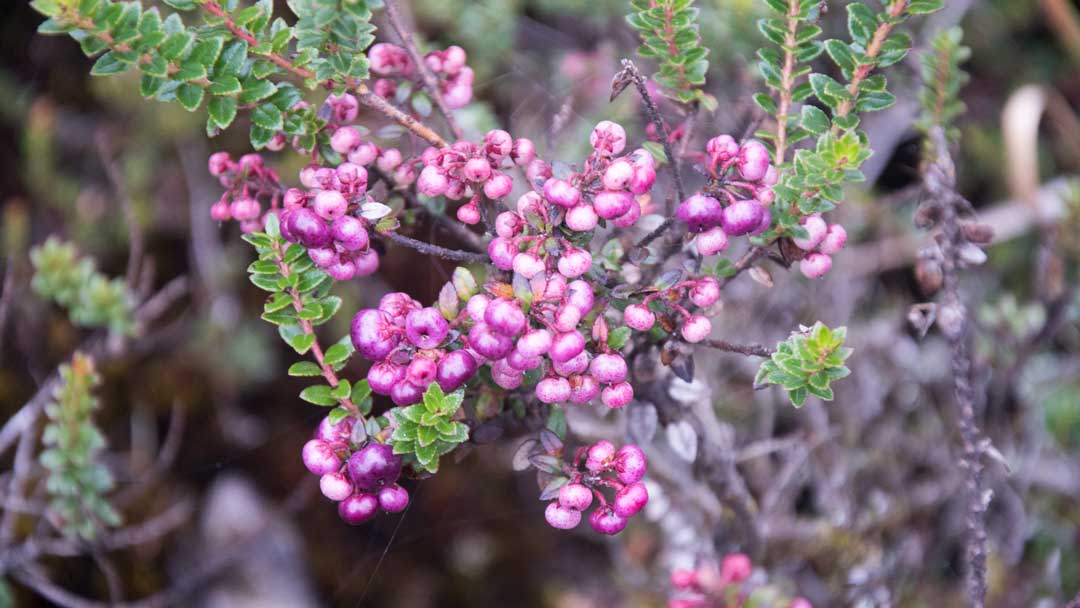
[301,416,409,525]
[329,96,417,189]
[415,129,530,222]
[669,554,812,608]
[369,42,474,109]
[623,276,720,343]
[207,152,283,233]
[544,440,649,535]
[676,136,776,256]
[791,214,847,279]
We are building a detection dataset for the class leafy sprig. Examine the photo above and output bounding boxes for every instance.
[917,26,970,146]
[30,237,135,336]
[40,352,121,540]
[626,0,714,107]
[390,383,471,474]
[755,321,852,407]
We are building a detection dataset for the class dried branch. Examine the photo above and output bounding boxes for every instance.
[379,230,489,263]
[617,60,687,206]
[701,339,774,358]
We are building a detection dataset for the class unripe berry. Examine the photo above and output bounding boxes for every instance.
[351,308,400,361]
[320,471,354,501]
[332,215,369,251]
[558,483,593,511]
[550,330,586,363]
[818,224,847,255]
[603,159,635,190]
[536,376,571,403]
[557,248,592,278]
[347,443,402,491]
[611,197,642,227]
[681,315,712,343]
[405,307,450,349]
[720,553,752,584]
[615,444,647,484]
[569,374,600,404]
[721,200,764,236]
[511,138,536,166]
[690,277,721,308]
[487,237,517,270]
[737,140,771,182]
[302,439,341,475]
[589,506,628,535]
[326,258,357,281]
[288,208,333,248]
[468,323,514,360]
[586,440,616,472]
[543,178,581,208]
[706,134,738,165]
[566,280,595,314]
[552,350,589,377]
[230,197,261,221]
[792,214,828,251]
[485,297,527,337]
[628,164,657,195]
[544,501,582,530]
[565,204,599,232]
[695,226,729,256]
[353,249,380,277]
[484,129,513,158]
[516,328,553,357]
[594,190,635,220]
[490,358,524,389]
[338,493,379,525]
[436,349,478,392]
[463,157,492,183]
[484,173,514,199]
[405,357,437,386]
[601,381,634,408]
[377,484,409,513]
[590,353,628,384]
[590,120,627,156]
[368,360,405,395]
[676,195,724,232]
[417,165,449,196]
[331,126,362,154]
[512,252,545,278]
[613,482,649,518]
[624,304,656,331]
[348,141,379,166]
[456,201,481,225]
[800,252,832,279]
[210,199,231,221]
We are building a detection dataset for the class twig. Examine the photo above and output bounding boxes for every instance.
[0,256,16,362]
[379,230,489,263]
[618,60,687,206]
[96,132,144,289]
[382,0,463,140]
[368,166,485,252]
[701,339,774,357]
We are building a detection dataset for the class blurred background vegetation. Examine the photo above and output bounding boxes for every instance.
[3,0,1080,606]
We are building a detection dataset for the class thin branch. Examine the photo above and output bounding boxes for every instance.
[701,339,774,357]
[96,132,144,289]
[368,166,486,252]
[773,0,801,163]
[382,0,464,140]
[618,60,687,206]
[379,230,489,263]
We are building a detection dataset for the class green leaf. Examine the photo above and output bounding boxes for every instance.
[288,361,322,377]
[856,89,896,113]
[208,75,241,96]
[286,333,316,355]
[91,52,127,75]
[641,141,667,164]
[323,343,350,366]
[250,103,283,131]
[328,406,351,425]
[350,379,371,404]
[176,83,204,111]
[907,0,945,15]
[415,442,438,469]
[417,425,438,448]
[159,30,194,60]
[239,78,277,104]
[799,105,830,135]
[208,96,237,129]
[789,386,808,407]
[607,327,632,350]
[300,385,337,406]
[330,380,351,400]
[189,36,225,68]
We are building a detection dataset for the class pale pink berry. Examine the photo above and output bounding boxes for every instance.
[331,126,361,154]
[569,374,600,404]
[302,439,341,476]
[763,165,779,186]
[511,138,536,166]
[611,198,642,227]
[320,471,354,501]
[283,188,306,209]
[299,165,322,189]
[755,187,775,206]
[565,204,599,232]
[516,190,543,216]
[615,444,647,484]
[589,354,628,384]
[487,237,517,270]
[353,250,379,277]
[800,252,832,278]
[557,248,592,278]
[720,553,752,584]
[313,190,347,221]
[629,147,655,170]
[369,42,411,75]
[737,140,771,182]
[376,148,403,173]
[628,164,657,195]
[495,211,523,238]
[565,280,594,315]
[463,157,492,183]
[696,226,729,256]
[681,315,712,343]
[308,247,338,269]
[789,599,813,608]
[335,162,367,187]
[484,297,527,337]
[543,178,580,208]
[690,277,721,308]
[550,330,586,364]
[706,134,738,165]
[552,350,589,377]
[590,120,627,156]
[818,224,847,254]
[326,258,356,281]
[594,190,634,220]
[327,92,359,123]
[601,381,633,408]
[394,163,416,186]
[517,328,553,357]
[749,204,772,236]
[613,482,648,518]
[623,304,656,331]
[589,506,628,535]
[443,45,467,74]
[491,359,524,389]
[348,141,379,166]
[210,199,231,221]
[558,483,593,511]
[484,129,513,158]
[792,214,828,251]
[208,151,231,176]
[484,173,514,199]
[536,376,571,403]
[417,165,449,197]
[545,501,582,530]
[465,294,490,323]
[603,159,635,190]
[506,349,542,371]
[531,272,567,300]
[445,179,467,201]
[456,202,481,225]
[586,440,616,472]
[512,252,545,278]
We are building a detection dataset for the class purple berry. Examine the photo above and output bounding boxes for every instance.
[347,443,402,491]
[586,440,615,472]
[593,190,634,220]
[338,493,379,525]
[484,298,527,337]
[405,357,437,386]
[545,501,582,530]
[326,258,356,281]
[543,178,581,208]
[288,208,332,248]
[550,331,586,363]
[331,215,369,251]
[589,506,628,535]
[552,350,589,377]
[313,190,348,221]
[302,439,341,475]
[749,204,772,236]
[320,471,354,501]
[676,194,724,232]
[737,140,771,182]
[308,247,338,269]
[377,484,409,513]
[800,252,833,279]
[353,249,379,277]
[315,415,354,444]
[436,350,477,392]
[615,444,647,484]
[569,374,600,404]
[506,349,542,371]
[612,482,649,518]
[491,359,524,389]
[601,381,633,408]
[468,323,514,360]
[488,237,518,270]
[589,353,628,384]
[623,304,656,332]
[405,307,450,349]
[390,381,425,406]
[536,376,571,403]
[720,200,764,237]
[367,361,405,395]
[558,483,593,511]
[351,309,400,361]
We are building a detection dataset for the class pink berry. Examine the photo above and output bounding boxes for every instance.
[589,353,628,384]
[405,357,437,386]
[210,199,231,221]
[690,277,721,308]
[706,134,738,165]
[611,197,642,227]
[550,330,586,363]
[566,280,595,315]
[624,304,656,331]
[737,140,771,182]
[376,148,403,173]
[789,599,813,608]
[818,224,847,254]
[512,252,546,278]
[628,164,656,195]
[405,306,450,349]
[720,553,752,584]
[313,190,347,221]
[800,252,833,278]
[465,294,490,323]
[327,92,359,123]
[443,45,467,74]
[484,297,527,337]
[207,151,231,176]
[351,308,400,361]
[302,439,341,476]
[557,248,592,278]
[601,381,634,408]
[348,141,379,166]
[516,328,553,357]
[792,214,828,251]
[377,484,409,513]
[613,482,649,518]
[367,361,405,395]
[491,359,524,389]
[543,178,581,208]
[615,444,647,484]
[721,200,764,236]
[230,197,261,221]
[558,483,593,511]
[495,211,523,238]
[315,415,354,444]
[670,568,698,590]
[681,315,712,343]
[506,349,542,371]
[552,351,589,377]
[331,126,361,154]
[526,159,552,185]
[590,120,627,156]
[463,157,492,183]
[332,215,369,251]
[676,194,724,232]
[456,202,481,225]
[336,162,368,188]
[593,190,634,220]
[511,138,536,166]
[338,493,379,525]
[588,506,628,535]
[749,204,773,236]
[586,440,616,472]
[565,204,599,232]
[417,165,449,196]
[484,173,514,199]
[544,501,582,530]
[603,159,635,190]
[390,381,424,406]
[326,258,356,281]
[353,250,379,277]
[320,471,354,501]
[536,376,571,403]
[468,323,515,360]
[436,349,477,392]
[487,237,517,270]
[695,226,729,256]
[569,374,601,404]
